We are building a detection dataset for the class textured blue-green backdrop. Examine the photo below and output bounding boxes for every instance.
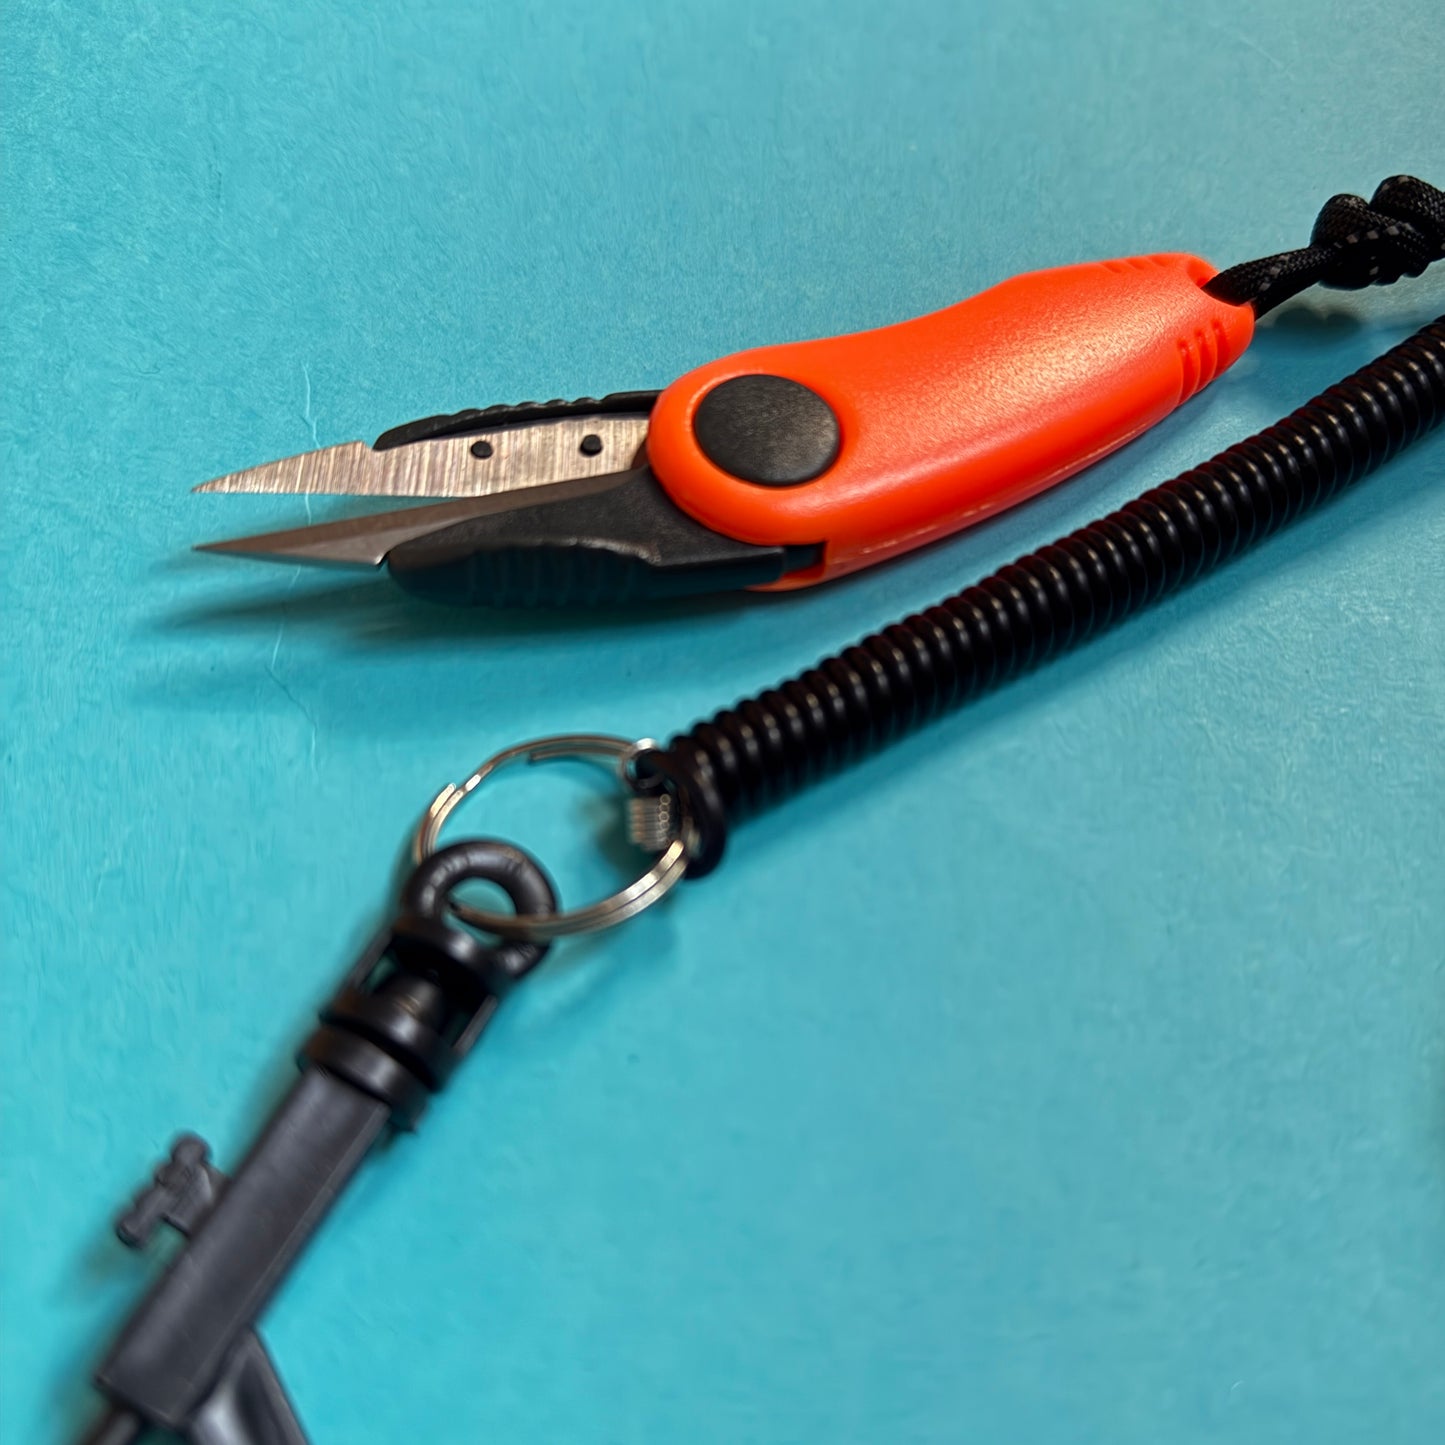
[4,2,1443,1440]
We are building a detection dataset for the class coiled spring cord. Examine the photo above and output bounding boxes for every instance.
[639,312,1445,877]
[636,180,1445,877]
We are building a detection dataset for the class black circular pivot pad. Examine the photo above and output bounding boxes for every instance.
[692,374,840,486]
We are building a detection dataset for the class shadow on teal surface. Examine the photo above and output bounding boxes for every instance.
[5,1,1445,1441]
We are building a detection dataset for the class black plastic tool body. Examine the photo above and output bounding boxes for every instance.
[77,842,556,1445]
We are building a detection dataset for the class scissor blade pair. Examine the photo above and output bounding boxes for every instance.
[194,415,651,499]
[195,471,641,568]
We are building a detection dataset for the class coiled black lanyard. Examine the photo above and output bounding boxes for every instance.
[638,178,1445,877]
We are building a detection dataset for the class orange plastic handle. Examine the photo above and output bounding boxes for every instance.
[645,254,1254,587]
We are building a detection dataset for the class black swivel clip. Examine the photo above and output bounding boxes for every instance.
[76,841,556,1445]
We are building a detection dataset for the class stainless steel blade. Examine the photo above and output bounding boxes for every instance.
[194,415,651,499]
[194,470,639,568]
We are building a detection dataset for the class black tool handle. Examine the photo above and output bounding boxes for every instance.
[76,842,558,1445]
[96,1070,390,1430]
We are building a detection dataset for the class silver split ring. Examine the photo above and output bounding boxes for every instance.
[412,734,689,941]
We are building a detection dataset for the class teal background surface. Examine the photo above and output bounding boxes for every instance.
[4,2,1444,1440]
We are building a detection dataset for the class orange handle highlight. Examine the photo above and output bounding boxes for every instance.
[645,254,1254,587]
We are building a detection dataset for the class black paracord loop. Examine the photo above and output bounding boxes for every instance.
[638,318,1445,878]
[1204,176,1445,315]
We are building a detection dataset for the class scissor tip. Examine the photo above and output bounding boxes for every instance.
[192,536,278,559]
[190,531,377,568]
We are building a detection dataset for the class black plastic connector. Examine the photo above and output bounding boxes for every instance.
[77,841,558,1445]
